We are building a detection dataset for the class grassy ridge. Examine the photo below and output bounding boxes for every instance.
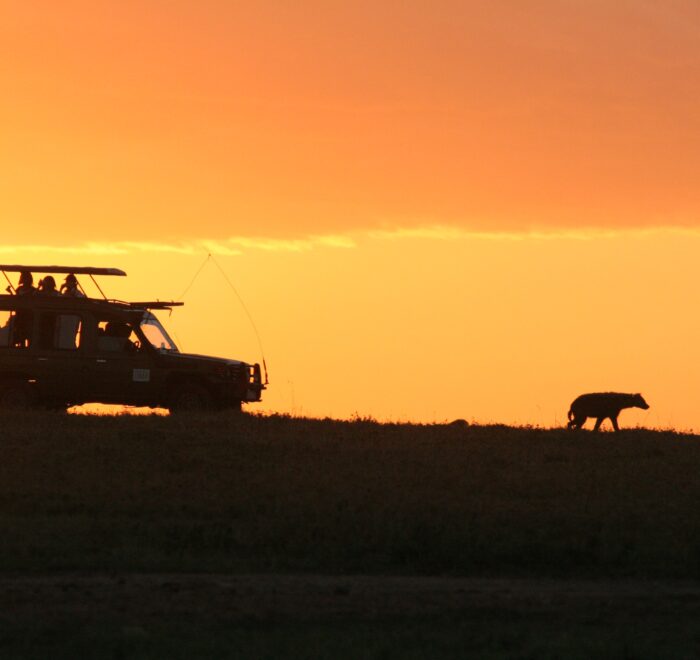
[1,411,699,577]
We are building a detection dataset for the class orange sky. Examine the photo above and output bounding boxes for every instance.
[3,2,700,428]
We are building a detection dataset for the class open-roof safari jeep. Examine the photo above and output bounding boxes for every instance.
[0,265,265,412]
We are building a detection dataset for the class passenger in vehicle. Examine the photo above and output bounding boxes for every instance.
[38,276,60,296]
[98,322,137,352]
[114,322,138,352]
[61,274,85,297]
[15,271,36,296]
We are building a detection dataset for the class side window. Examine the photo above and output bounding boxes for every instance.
[97,320,140,353]
[0,309,33,348]
[37,313,82,351]
[55,315,82,350]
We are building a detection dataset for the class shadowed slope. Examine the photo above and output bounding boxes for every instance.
[1,412,698,577]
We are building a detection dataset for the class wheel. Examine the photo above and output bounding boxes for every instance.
[0,382,34,410]
[168,384,214,413]
[227,400,242,413]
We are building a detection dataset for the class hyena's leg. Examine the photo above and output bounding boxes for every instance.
[611,416,620,432]
[593,417,604,431]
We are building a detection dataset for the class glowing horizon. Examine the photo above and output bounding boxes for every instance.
[3,228,699,431]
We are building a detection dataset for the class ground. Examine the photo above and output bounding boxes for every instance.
[3,574,700,658]
[2,411,700,657]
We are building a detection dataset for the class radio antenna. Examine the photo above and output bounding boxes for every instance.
[176,253,269,386]
[177,253,211,301]
[210,254,269,386]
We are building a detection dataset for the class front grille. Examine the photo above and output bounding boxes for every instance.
[228,363,243,381]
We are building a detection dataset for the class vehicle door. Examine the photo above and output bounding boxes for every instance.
[0,306,38,382]
[83,319,161,405]
[31,308,90,404]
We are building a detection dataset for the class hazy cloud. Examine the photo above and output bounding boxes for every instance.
[211,234,357,252]
[1,226,699,258]
[0,242,196,256]
[0,234,357,257]
[367,225,700,243]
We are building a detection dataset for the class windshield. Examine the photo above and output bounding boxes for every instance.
[140,312,179,352]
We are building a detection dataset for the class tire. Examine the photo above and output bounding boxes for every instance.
[168,384,214,413]
[0,382,34,410]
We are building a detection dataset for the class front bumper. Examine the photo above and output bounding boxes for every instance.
[229,362,265,402]
[245,362,265,402]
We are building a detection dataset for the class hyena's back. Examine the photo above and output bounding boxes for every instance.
[569,392,638,418]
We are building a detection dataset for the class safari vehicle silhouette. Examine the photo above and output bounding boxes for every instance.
[0,265,265,412]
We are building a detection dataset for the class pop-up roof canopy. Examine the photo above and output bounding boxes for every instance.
[0,265,183,308]
[1,265,126,300]
[0,265,126,276]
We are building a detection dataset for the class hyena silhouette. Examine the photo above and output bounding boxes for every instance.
[567,392,649,432]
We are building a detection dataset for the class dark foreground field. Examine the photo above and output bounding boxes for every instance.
[2,411,700,657]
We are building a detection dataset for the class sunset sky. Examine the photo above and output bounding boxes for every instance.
[3,1,700,428]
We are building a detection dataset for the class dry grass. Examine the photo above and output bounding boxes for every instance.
[1,411,699,576]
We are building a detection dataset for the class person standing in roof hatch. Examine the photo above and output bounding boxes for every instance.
[61,273,85,297]
[12,271,35,347]
[38,276,60,296]
[16,271,36,296]
[36,276,60,348]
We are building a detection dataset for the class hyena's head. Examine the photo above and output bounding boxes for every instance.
[633,393,650,410]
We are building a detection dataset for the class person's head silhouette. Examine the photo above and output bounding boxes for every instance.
[39,276,57,293]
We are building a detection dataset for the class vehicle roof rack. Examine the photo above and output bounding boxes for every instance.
[126,301,184,310]
[0,265,126,276]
